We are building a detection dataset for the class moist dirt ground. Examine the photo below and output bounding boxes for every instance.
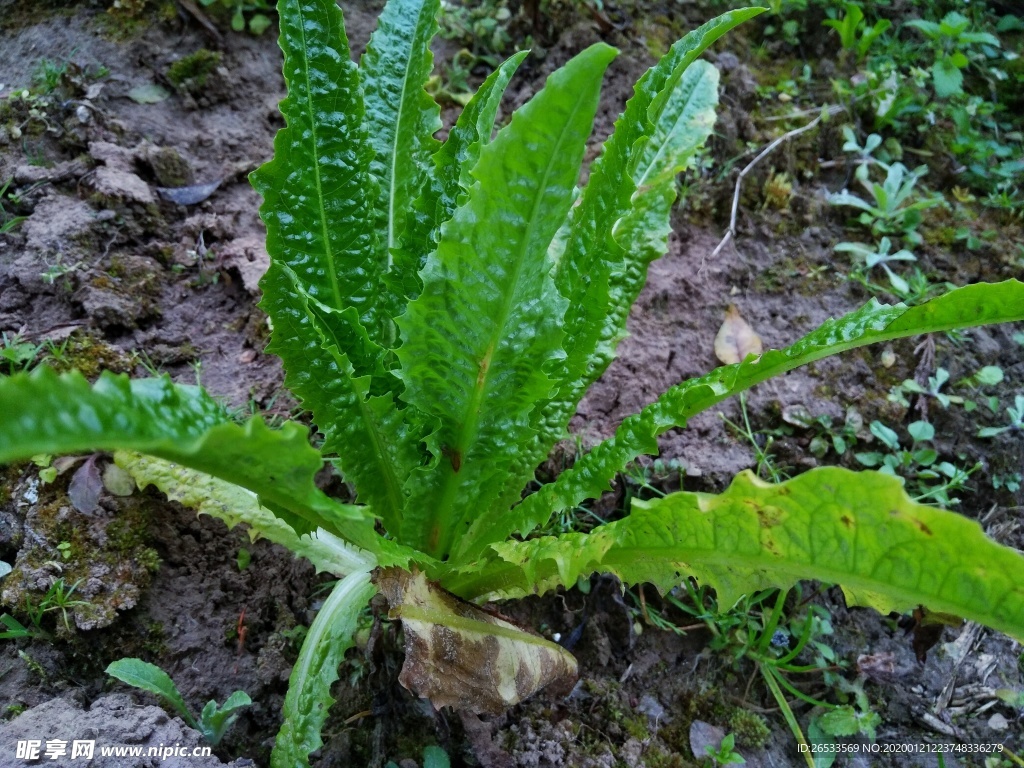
[0,1,1021,766]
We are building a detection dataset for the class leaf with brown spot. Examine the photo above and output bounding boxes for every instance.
[374,567,577,714]
[713,304,763,364]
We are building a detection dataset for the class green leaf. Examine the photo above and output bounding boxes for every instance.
[251,0,382,328]
[474,11,761,558]
[398,51,528,301]
[558,8,761,414]
[265,264,423,536]
[906,19,941,39]
[106,658,196,730]
[271,570,376,768]
[395,43,618,559]
[423,746,451,768]
[251,0,390,479]
[361,0,442,280]
[501,280,1024,540]
[199,690,252,745]
[0,368,356,535]
[447,468,1024,642]
[932,57,964,98]
[114,451,409,573]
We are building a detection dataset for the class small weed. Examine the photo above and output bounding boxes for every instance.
[0,333,42,375]
[39,254,84,291]
[823,3,891,64]
[977,395,1024,438]
[0,614,38,641]
[854,420,978,507]
[720,393,789,482]
[439,0,513,61]
[106,658,251,745]
[0,177,26,234]
[703,732,745,766]
[781,405,862,460]
[31,58,69,94]
[906,11,1001,99]
[197,0,273,35]
[830,163,942,246]
[835,236,916,296]
[18,578,88,635]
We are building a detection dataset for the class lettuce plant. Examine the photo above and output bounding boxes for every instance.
[1,0,1023,764]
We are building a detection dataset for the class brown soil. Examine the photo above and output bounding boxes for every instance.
[0,1,1021,767]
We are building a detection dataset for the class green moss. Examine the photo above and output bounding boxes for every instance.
[148,146,193,188]
[645,748,696,768]
[923,225,957,248]
[166,49,222,93]
[727,708,770,749]
[3,481,158,637]
[137,547,162,573]
[45,334,134,379]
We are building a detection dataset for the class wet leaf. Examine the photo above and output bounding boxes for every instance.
[68,455,103,514]
[374,567,577,714]
[713,304,762,364]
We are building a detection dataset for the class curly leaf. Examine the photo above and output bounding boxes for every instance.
[447,468,1024,642]
[271,570,376,768]
[396,43,618,559]
[361,0,442,262]
[374,567,577,714]
[553,9,760,417]
[252,0,382,328]
[0,368,356,535]
[396,51,529,302]
[115,451,392,574]
[488,279,1024,543]
[265,264,423,535]
[483,13,759,547]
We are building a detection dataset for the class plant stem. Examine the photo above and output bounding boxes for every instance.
[761,663,815,768]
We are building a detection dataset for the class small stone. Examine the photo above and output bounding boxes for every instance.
[987,713,1008,731]
[636,694,666,723]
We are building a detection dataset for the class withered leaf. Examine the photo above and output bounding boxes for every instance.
[374,567,578,715]
[901,606,962,663]
[713,304,763,365]
[68,455,103,514]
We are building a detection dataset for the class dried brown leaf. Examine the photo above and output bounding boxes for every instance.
[714,304,763,365]
[68,455,103,514]
[374,567,578,714]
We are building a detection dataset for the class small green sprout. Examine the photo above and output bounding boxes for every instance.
[977,394,1024,438]
[106,658,251,745]
[704,732,745,766]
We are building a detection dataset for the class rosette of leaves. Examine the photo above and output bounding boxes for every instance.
[1,0,1024,764]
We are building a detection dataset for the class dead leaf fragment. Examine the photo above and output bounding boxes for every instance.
[68,455,103,514]
[374,567,578,715]
[102,463,136,497]
[127,84,170,104]
[714,304,763,365]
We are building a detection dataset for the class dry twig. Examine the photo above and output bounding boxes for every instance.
[709,104,845,263]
